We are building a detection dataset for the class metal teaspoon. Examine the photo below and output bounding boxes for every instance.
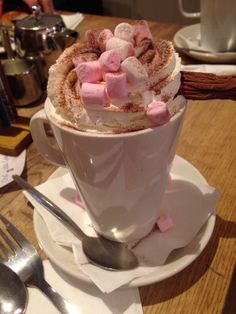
[13,175,138,270]
[0,263,28,314]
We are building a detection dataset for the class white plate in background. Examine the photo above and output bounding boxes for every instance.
[174,24,236,63]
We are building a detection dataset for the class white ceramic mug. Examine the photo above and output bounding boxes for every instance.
[30,98,186,243]
[178,0,236,52]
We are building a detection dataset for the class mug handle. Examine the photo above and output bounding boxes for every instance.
[30,109,66,167]
[178,0,200,18]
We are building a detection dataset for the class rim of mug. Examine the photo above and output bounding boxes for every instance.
[44,97,186,138]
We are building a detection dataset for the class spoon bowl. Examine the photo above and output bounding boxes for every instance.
[0,263,28,314]
[83,236,137,270]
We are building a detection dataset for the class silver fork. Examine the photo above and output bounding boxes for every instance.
[0,213,79,314]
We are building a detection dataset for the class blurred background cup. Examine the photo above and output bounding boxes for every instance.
[178,0,236,52]
[2,58,42,107]
[0,26,42,107]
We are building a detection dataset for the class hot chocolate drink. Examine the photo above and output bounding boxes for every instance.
[31,20,186,243]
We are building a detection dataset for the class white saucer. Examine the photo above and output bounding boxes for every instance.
[173,24,236,63]
[33,156,216,288]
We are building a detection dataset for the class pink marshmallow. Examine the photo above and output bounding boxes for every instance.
[81,83,108,107]
[156,214,174,232]
[85,29,101,49]
[146,101,171,125]
[99,49,121,73]
[114,22,134,42]
[74,194,85,209]
[98,29,114,52]
[73,53,98,67]
[106,37,134,61]
[133,20,153,44]
[121,56,148,91]
[105,72,128,100]
[76,61,103,83]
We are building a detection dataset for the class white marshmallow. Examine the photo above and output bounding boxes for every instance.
[121,56,148,92]
[106,37,134,61]
[114,22,134,43]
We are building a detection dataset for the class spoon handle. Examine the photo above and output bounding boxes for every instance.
[37,278,79,314]
[13,175,86,240]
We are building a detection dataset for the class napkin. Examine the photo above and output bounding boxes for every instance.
[23,162,219,293]
[61,13,84,30]
[180,65,236,100]
[0,150,26,188]
[26,260,142,314]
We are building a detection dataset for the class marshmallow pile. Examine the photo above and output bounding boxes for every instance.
[47,20,184,133]
[75,22,171,125]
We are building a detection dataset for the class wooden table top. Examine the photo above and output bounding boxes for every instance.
[1,14,235,314]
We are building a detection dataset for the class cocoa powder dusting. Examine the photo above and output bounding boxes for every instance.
[146,40,173,77]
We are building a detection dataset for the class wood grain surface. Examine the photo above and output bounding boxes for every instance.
[0,14,235,314]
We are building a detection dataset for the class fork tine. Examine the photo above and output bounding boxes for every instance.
[0,213,34,252]
[0,228,17,254]
[0,238,10,259]
[0,215,73,313]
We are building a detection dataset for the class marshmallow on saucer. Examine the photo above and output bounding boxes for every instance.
[114,22,134,43]
[99,49,121,73]
[121,56,148,91]
[76,61,103,83]
[105,72,128,100]
[106,37,134,61]
[156,214,174,232]
[146,100,171,125]
[81,83,108,107]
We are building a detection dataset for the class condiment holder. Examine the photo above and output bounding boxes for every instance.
[2,58,43,107]
[0,5,78,106]
[13,5,78,87]
[1,27,42,107]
